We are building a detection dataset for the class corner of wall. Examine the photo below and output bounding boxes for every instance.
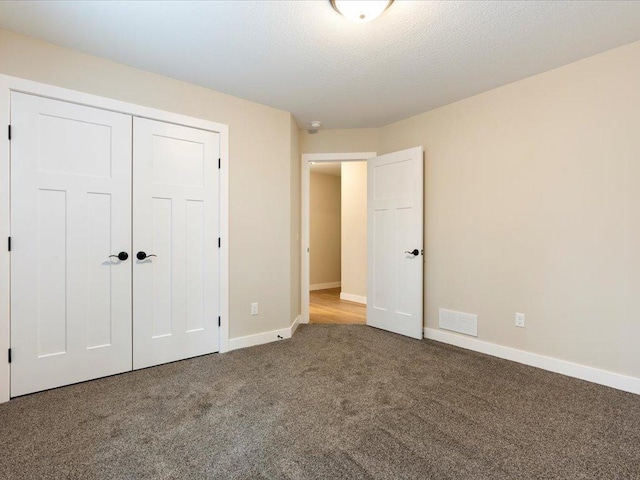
[290,115,301,326]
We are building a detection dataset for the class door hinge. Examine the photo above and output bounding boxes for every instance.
[218,316,221,327]
[8,349,11,364]
[7,125,11,141]
[7,237,10,252]
[218,237,221,248]
[218,158,221,169]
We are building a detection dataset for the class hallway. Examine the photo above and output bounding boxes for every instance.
[309,288,366,324]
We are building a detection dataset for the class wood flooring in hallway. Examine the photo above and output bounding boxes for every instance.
[309,287,366,324]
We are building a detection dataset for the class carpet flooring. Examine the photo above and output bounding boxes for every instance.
[1,324,639,479]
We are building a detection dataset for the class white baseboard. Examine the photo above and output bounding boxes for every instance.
[228,316,302,352]
[310,281,341,291]
[291,315,301,336]
[424,327,640,395]
[229,326,290,351]
[340,292,367,305]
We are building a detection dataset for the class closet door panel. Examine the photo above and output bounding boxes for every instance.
[10,92,132,397]
[133,118,219,369]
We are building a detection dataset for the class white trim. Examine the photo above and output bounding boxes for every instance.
[301,152,376,324]
[0,74,230,402]
[0,77,10,404]
[424,327,640,396]
[218,121,230,354]
[229,321,299,352]
[303,152,376,162]
[339,292,367,305]
[291,315,301,336]
[310,281,341,291]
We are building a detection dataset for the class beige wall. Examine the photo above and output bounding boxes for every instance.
[0,29,297,340]
[310,172,341,287]
[379,40,640,378]
[300,128,379,154]
[3,27,640,381]
[341,162,367,298]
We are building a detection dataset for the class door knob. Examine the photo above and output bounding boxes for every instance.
[109,252,129,261]
[136,251,157,260]
[404,249,420,256]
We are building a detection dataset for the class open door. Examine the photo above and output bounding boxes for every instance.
[367,146,424,339]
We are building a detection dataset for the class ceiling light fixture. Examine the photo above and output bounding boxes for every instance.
[330,0,394,23]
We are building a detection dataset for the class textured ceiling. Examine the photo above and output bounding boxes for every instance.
[1,1,640,128]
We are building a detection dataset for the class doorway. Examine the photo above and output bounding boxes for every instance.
[301,147,425,339]
[309,160,367,324]
[301,152,376,325]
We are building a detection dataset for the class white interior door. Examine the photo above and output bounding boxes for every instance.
[367,146,424,339]
[133,118,220,369]
[10,92,132,397]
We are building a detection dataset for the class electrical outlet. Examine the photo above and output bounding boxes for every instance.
[251,302,259,316]
[515,312,525,328]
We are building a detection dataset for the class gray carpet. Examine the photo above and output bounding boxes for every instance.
[1,324,640,479]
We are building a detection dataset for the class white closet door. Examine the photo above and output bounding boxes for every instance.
[367,146,424,339]
[133,118,220,369]
[10,92,132,397]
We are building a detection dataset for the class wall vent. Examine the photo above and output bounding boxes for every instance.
[439,308,478,337]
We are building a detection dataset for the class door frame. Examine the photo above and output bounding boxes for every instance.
[300,152,376,324]
[0,74,231,403]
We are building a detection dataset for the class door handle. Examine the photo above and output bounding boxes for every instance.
[109,252,129,261]
[404,249,420,256]
[136,251,157,260]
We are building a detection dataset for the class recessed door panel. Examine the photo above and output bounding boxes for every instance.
[86,192,114,349]
[186,200,205,333]
[152,135,204,187]
[36,189,67,357]
[151,197,173,339]
[38,113,113,177]
[10,92,132,397]
[133,117,219,369]
[373,208,392,311]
